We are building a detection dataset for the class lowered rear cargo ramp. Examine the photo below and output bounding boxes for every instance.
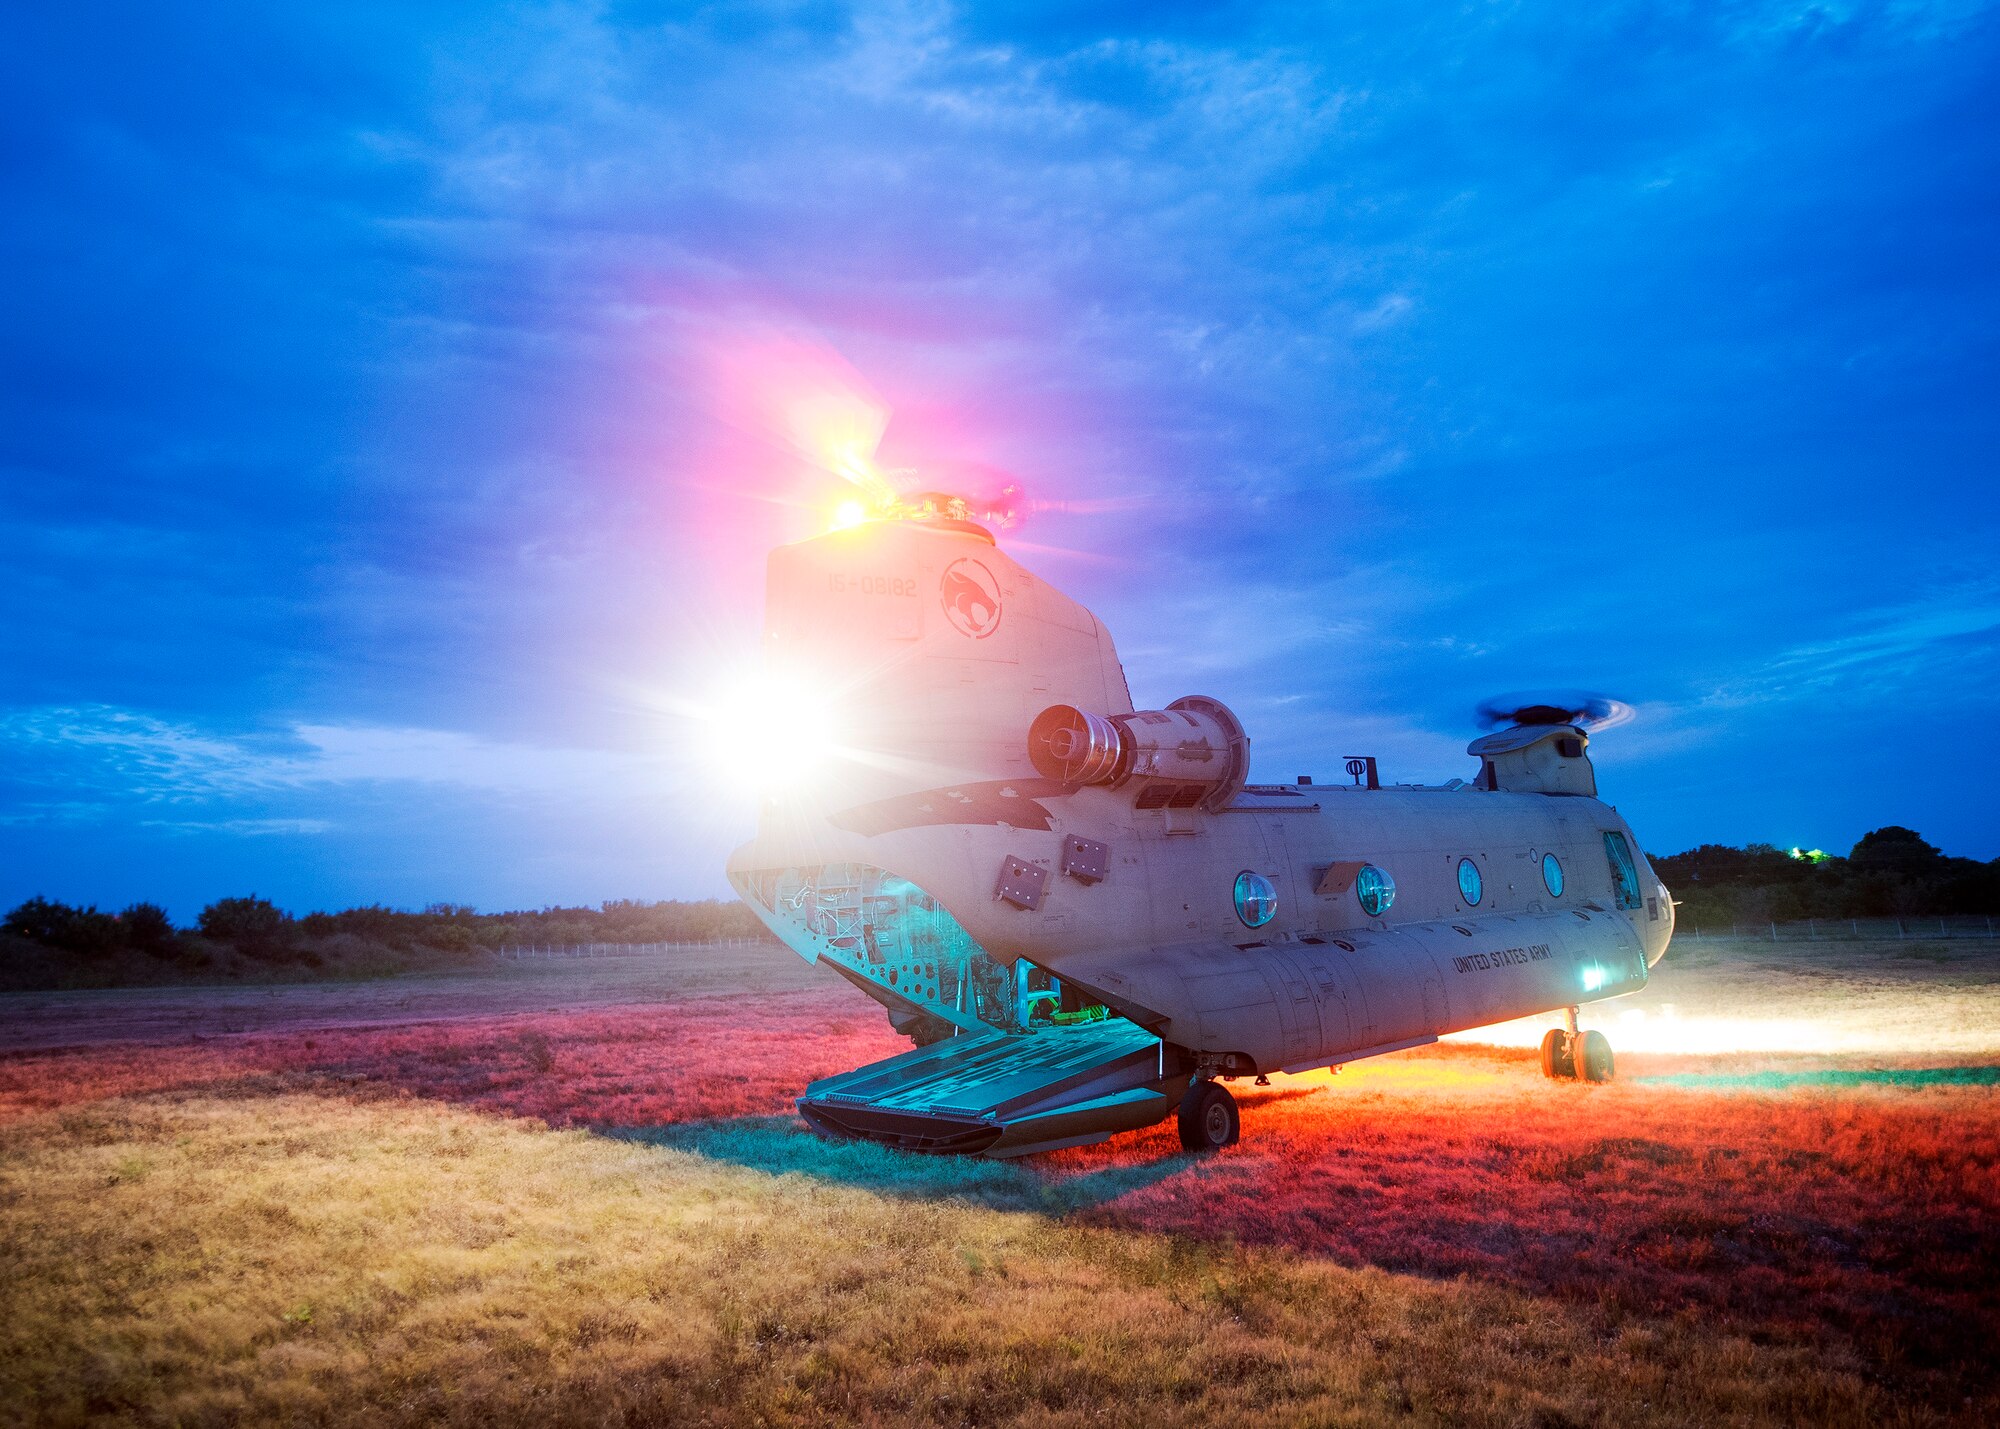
[798,1018,1184,1157]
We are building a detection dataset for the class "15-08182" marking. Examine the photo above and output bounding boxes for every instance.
[828,573,916,597]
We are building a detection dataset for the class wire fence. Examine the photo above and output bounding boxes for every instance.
[495,937,780,961]
[1686,915,2000,943]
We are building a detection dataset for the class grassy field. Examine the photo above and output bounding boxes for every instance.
[2,938,1996,1426]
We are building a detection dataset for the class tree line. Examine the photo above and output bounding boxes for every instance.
[1650,826,2000,927]
[1,894,767,965]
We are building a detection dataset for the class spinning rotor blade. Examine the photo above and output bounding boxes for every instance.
[1474,690,1634,732]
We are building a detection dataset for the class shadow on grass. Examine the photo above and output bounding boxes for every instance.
[1229,1085,1319,1108]
[1635,1065,2000,1091]
[607,1114,1192,1213]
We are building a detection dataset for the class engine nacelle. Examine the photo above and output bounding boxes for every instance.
[1028,695,1250,812]
[1466,723,1598,797]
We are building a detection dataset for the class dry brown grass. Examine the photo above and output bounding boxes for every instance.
[0,1087,1956,1429]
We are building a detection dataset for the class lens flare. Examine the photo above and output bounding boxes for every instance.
[687,323,1039,541]
[1448,997,2000,1058]
[697,667,840,793]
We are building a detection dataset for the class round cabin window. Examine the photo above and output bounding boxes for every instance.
[1457,857,1483,906]
[1542,853,1565,897]
[1355,864,1396,917]
[1233,870,1278,929]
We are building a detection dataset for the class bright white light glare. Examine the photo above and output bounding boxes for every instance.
[700,668,836,792]
[1449,996,2000,1058]
[1580,965,1607,992]
[829,498,868,532]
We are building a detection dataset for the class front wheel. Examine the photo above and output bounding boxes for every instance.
[1177,1080,1240,1152]
[1539,1028,1575,1078]
[1579,1030,1614,1082]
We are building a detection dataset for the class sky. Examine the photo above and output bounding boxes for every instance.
[3,1,1997,920]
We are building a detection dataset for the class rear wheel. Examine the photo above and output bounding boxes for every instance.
[1579,1030,1614,1082]
[1178,1080,1240,1152]
[1539,1028,1575,1079]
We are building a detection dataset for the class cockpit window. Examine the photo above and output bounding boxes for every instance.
[1603,832,1643,911]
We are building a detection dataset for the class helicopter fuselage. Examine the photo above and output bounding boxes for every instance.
[734,777,1668,1079]
[725,512,1673,1152]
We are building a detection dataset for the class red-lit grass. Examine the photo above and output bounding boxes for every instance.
[3,976,1996,1411]
[0,986,904,1126]
[1052,1045,2000,1390]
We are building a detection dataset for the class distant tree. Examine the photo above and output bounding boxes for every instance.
[4,897,70,944]
[198,896,294,954]
[1848,826,1943,875]
[1651,843,1812,888]
[1656,828,2000,923]
[118,902,177,957]
[1937,859,2000,916]
[298,904,415,948]
[3,897,125,955]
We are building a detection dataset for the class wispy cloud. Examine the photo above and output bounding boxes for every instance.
[138,817,335,837]
[1699,587,2000,712]
[0,706,681,819]
[1589,587,2000,770]
[1,708,297,800]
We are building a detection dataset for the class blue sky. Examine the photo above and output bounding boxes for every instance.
[4,2,1996,919]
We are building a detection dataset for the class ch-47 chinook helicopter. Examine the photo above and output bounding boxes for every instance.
[725,494,1674,1157]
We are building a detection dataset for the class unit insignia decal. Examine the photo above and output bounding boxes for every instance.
[939,558,1002,638]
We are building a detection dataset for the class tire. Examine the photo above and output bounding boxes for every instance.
[1178,1080,1241,1153]
[1579,1029,1614,1083]
[1539,1028,1575,1079]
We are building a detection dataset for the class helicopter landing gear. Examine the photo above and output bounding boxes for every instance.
[1178,1079,1241,1152]
[1539,1027,1576,1078]
[1540,1008,1614,1082]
